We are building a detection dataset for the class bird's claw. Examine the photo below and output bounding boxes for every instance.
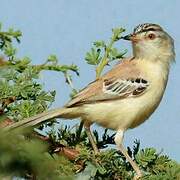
[133,172,142,180]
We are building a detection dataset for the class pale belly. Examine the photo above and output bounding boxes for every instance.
[81,60,168,131]
[82,87,165,131]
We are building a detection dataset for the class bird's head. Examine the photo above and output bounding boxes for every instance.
[122,23,175,64]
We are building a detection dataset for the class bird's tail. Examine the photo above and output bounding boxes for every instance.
[4,107,80,131]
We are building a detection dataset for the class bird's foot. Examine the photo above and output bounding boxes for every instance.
[133,171,143,180]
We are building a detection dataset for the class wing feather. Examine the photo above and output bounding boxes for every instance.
[65,58,149,107]
[103,78,149,97]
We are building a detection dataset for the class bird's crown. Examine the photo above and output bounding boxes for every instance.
[133,23,163,34]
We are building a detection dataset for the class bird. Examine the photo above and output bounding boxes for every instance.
[4,23,175,179]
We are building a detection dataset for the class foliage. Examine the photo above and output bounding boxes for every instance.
[0,23,179,180]
[0,24,79,122]
[85,27,126,78]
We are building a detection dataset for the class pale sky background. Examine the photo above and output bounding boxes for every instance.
[0,0,179,161]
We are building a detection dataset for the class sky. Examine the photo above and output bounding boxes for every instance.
[0,0,179,161]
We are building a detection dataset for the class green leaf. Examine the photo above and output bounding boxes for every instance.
[4,42,16,57]
[135,148,157,168]
[112,27,125,41]
[97,164,107,175]
[85,48,102,65]
[47,54,58,64]
[93,40,106,48]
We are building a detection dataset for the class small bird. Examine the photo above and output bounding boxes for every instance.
[5,23,175,179]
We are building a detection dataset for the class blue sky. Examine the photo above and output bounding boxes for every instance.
[0,0,179,160]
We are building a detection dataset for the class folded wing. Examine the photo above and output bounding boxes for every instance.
[65,59,149,107]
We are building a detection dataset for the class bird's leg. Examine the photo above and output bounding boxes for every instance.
[115,130,142,179]
[84,123,99,154]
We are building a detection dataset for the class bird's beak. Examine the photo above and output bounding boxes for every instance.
[122,34,139,42]
[122,34,133,41]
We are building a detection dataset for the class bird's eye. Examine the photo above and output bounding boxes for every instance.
[148,33,156,40]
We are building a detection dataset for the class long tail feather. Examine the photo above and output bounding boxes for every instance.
[4,107,79,131]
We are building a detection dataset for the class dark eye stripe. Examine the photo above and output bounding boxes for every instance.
[141,28,157,32]
[134,23,163,34]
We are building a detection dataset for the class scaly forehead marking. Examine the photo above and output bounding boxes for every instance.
[133,23,163,34]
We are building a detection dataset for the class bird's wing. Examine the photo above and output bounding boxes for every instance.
[65,58,149,107]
